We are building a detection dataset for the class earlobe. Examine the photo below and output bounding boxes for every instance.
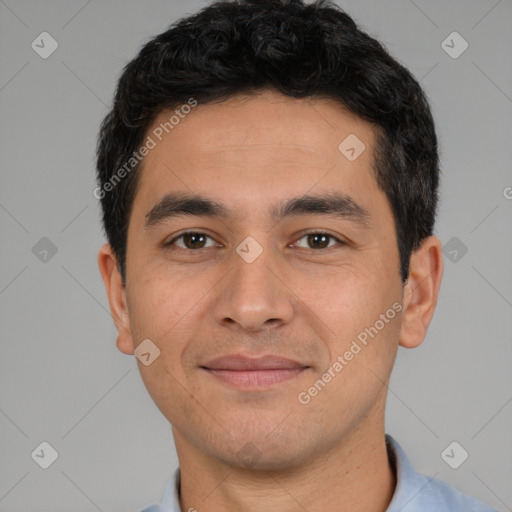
[398,236,444,349]
[98,244,135,355]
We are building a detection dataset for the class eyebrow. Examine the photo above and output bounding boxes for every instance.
[144,192,372,229]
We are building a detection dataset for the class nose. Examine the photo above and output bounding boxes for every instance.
[212,244,295,332]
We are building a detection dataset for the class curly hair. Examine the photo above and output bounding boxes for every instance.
[96,0,439,284]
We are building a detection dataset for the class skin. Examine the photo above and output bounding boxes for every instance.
[99,89,443,512]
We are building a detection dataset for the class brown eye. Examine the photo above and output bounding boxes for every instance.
[167,232,216,250]
[308,233,330,249]
[294,232,344,250]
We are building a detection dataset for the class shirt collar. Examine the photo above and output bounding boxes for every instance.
[385,433,431,511]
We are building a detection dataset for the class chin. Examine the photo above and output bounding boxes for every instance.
[210,429,315,473]
[224,447,310,473]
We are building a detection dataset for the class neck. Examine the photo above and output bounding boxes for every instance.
[173,413,396,512]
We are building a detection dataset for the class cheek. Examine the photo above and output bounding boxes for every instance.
[126,274,197,415]
[126,269,213,386]
[301,266,385,324]
[307,267,401,364]
[127,269,198,340]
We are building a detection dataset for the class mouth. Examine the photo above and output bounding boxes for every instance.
[200,354,310,390]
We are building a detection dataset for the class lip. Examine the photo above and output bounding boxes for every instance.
[201,354,309,390]
[202,354,308,371]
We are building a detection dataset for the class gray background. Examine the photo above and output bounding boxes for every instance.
[1,0,511,511]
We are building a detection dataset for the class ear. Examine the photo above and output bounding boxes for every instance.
[98,243,135,355]
[399,236,444,349]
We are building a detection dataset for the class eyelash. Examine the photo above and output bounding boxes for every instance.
[164,230,346,252]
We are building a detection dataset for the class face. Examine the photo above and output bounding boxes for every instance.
[112,90,409,469]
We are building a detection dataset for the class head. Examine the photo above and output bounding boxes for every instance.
[97,0,443,470]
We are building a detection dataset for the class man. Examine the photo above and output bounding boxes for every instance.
[95,1,496,511]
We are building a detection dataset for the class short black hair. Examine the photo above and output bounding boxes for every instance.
[96,0,439,285]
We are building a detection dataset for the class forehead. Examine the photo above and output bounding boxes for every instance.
[133,90,382,220]
[145,90,375,162]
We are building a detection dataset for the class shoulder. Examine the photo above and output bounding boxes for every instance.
[136,467,181,512]
[385,435,497,512]
[408,471,498,512]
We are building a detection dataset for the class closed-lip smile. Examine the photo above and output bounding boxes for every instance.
[201,354,310,389]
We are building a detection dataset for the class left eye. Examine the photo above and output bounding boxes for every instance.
[294,232,343,250]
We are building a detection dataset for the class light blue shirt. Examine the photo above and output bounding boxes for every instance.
[140,434,497,512]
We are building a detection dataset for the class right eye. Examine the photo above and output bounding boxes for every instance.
[165,231,218,250]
